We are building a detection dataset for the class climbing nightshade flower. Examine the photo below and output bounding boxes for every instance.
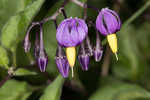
[55,45,70,78]
[23,30,31,52]
[36,24,48,72]
[93,31,103,62]
[96,8,121,60]
[84,36,93,56]
[37,50,48,72]
[78,42,90,71]
[34,32,40,58]
[56,17,88,76]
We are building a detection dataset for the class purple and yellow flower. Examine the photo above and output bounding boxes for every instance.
[56,17,88,76]
[96,8,121,60]
[55,45,70,78]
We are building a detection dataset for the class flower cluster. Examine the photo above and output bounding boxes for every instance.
[23,24,48,72]
[23,7,121,78]
[55,8,121,78]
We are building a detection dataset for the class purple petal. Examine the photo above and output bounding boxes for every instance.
[105,8,121,31]
[55,57,70,78]
[78,55,90,71]
[93,48,103,62]
[96,8,121,36]
[37,56,48,72]
[56,17,88,47]
[96,11,108,36]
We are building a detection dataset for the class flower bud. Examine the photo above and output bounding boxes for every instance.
[37,24,48,72]
[23,34,31,53]
[78,42,90,71]
[55,45,70,78]
[96,8,121,36]
[93,31,103,62]
[37,50,48,72]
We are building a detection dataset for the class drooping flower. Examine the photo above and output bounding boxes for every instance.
[37,50,48,72]
[84,36,93,56]
[78,42,90,71]
[34,32,40,58]
[56,17,88,47]
[96,8,121,60]
[93,30,103,62]
[23,29,31,53]
[56,17,88,76]
[36,24,48,72]
[55,45,70,78]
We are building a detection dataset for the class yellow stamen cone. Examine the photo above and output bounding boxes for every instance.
[107,34,118,60]
[66,47,76,77]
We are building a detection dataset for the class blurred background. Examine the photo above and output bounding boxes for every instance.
[0,0,150,100]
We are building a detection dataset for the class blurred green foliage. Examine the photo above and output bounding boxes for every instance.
[0,0,150,100]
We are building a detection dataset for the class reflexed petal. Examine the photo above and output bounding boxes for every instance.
[55,57,70,78]
[78,55,90,71]
[93,48,103,62]
[96,8,121,35]
[56,17,88,47]
[37,56,48,72]
[96,11,108,36]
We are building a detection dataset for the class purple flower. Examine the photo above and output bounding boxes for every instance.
[93,30,103,62]
[37,24,48,72]
[96,8,121,36]
[37,50,48,72]
[78,42,90,71]
[55,45,70,78]
[93,48,103,62]
[78,55,90,71]
[56,17,88,47]
[23,32,31,52]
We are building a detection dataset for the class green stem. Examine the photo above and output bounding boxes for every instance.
[122,0,150,29]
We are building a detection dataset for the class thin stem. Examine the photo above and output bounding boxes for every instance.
[87,5,99,12]
[25,24,35,37]
[40,8,62,23]
[39,24,44,50]
[53,19,58,29]
[83,3,87,20]
[122,0,150,29]
[71,0,84,8]
[71,0,99,12]
[61,0,68,7]
[96,30,101,46]
[85,36,93,55]
[101,45,111,77]
[35,32,40,47]
[61,8,67,19]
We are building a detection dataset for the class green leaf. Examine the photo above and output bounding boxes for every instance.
[89,77,150,100]
[0,0,33,29]
[0,46,9,69]
[0,80,33,100]
[1,0,45,52]
[40,75,64,100]
[112,25,147,81]
[14,68,37,76]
